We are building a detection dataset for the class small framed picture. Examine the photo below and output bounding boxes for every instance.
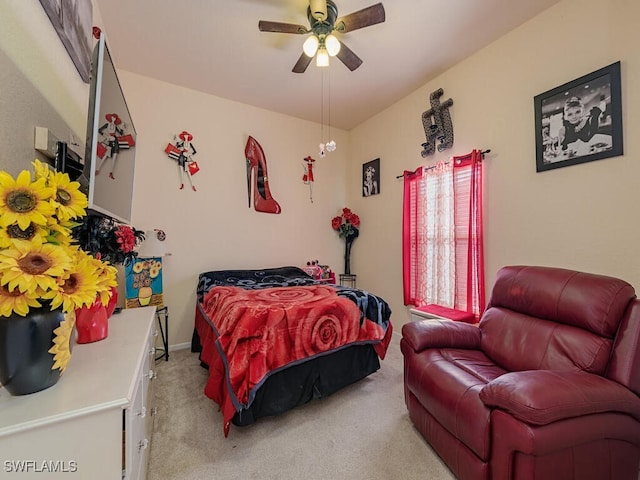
[125,257,164,308]
[534,61,623,172]
[363,158,380,197]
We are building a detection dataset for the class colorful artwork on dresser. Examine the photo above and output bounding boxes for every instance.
[124,257,164,308]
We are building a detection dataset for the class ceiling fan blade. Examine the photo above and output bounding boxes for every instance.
[258,20,309,34]
[336,41,363,71]
[292,52,313,73]
[334,3,385,33]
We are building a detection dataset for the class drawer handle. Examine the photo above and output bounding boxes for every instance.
[149,346,156,356]
[150,407,158,416]
[137,407,147,418]
[153,330,159,338]
[145,369,157,380]
[138,438,149,452]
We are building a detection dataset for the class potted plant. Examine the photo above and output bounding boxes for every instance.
[70,200,145,343]
[0,160,117,395]
[331,207,360,275]
[72,215,145,267]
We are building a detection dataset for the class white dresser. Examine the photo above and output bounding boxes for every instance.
[0,306,157,479]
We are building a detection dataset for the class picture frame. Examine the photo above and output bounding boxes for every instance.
[39,0,93,83]
[534,61,623,172]
[362,158,380,197]
[124,257,164,308]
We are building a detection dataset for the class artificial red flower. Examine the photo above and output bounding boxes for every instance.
[331,208,360,239]
[72,216,145,266]
[115,225,136,253]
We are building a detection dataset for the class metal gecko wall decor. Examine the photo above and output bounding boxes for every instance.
[420,88,454,157]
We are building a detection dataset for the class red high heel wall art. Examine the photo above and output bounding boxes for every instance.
[245,136,281,214]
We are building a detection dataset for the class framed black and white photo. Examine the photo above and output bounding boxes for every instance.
[534,61,623,172]
[39,0,93,83]
[363,158,380,197]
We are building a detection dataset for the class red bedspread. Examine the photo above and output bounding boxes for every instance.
[196,284,391,436]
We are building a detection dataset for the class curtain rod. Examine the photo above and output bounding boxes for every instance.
[396,149,491,179]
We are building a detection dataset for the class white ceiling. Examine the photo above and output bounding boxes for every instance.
[95,0,560,131]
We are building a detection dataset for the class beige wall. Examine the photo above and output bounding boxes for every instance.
[0,1,351,348]
[0,1,89,174]
[121,72,350,346]
[2,0,639,346]
[349,0,640,326]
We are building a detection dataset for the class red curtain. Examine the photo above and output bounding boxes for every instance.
[402,150,485,320]
[453,150,485,320]
[402,167,423,305]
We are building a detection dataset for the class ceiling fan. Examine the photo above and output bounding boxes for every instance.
[258,0,385,73]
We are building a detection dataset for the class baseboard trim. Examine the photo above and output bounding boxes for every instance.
[169,342,191,351]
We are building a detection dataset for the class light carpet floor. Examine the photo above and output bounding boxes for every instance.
[147,332,456,480]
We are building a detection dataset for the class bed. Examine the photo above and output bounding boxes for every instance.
[192,266,393,436]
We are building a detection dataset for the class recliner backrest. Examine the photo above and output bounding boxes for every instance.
[479,266,636,375]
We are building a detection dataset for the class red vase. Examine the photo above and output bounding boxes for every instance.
[105,287,118,318]
[75,300,108,344]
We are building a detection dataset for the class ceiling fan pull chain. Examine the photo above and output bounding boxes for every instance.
[326,68,336,153]
[328,68,331,141]
[328,69,332,143]
[319,69,325,157]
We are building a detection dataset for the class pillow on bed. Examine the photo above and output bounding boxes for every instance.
[197,266,315,300]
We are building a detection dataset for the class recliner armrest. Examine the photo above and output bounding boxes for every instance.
[480,370,640,426]
[401,319,481,352]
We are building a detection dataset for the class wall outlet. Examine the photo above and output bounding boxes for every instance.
[69,132,80,147]
[34,126,59,159]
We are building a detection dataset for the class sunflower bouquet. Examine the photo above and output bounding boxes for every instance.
[0,160,117,318]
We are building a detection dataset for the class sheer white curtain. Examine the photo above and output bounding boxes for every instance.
[416,161,455,307]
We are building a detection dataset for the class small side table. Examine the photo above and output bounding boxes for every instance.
[339,274,357,288]
[155,306,169,361]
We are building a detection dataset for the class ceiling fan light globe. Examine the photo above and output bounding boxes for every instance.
[303,35,319,57]
[325,34,341,56]
[316,48,329,67]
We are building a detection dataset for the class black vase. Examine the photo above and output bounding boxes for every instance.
[344,239,353,275]
[0,306,69,396]
[343,230,358,275]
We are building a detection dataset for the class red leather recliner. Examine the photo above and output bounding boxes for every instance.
[401,266,640,480]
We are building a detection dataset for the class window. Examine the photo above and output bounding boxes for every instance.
[402,150,485,320]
